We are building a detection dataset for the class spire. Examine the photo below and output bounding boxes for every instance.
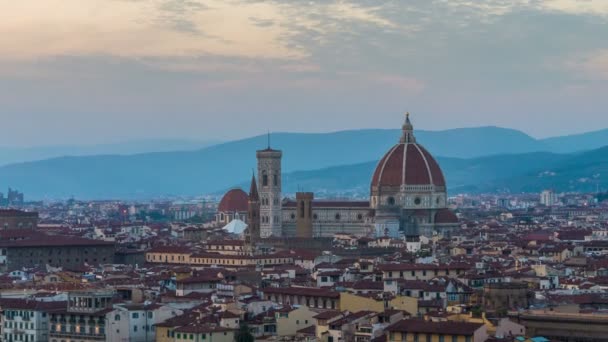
[249,172,259,201]
[400,112,416,143]
[267,130,271,149]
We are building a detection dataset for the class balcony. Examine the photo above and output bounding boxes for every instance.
[50,332,105,341]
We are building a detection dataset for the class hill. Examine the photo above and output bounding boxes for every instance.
[541,129,608,153]
[0,139,219,166]
[0,126,606,199]
[0,126,545,199]
[278,147,608,195]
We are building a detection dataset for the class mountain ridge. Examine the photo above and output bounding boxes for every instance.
[0,126,607,199]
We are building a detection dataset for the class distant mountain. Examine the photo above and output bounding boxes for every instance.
[279,148,608,195]
[0,126,606,199]
[0,139,220,166]
[541,129,608,153]
[489,146,608,193]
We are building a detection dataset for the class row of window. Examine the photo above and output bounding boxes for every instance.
[5,321,36,329]
[148,254,292,266]
[289,212,365,221]
[113,312,153,320]
[166,330,229,340]
[389,333,470,342]
[386,269,461,278]
[4,310,38,320]
[4,333,37,342]
[17,248,102,256]
[51,325,104,335]
[261,171,279,187]
[261,216,280,224]
[260,198,279,206]
[23,257,107,265]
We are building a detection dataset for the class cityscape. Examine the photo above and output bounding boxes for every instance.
[2,1,608,342]
[1,116,608,342]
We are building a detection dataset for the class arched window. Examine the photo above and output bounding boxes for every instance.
[273,174,278,186]
[262,171,268,186]
[300,201,305,218]
[387,197,395,206]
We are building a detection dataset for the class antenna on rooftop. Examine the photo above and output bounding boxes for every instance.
[267,130,271,149]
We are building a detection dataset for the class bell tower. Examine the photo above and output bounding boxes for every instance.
[256,136,282,238]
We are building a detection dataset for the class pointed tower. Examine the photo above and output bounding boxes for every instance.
[257,137,283,238]
[245,173,261,253]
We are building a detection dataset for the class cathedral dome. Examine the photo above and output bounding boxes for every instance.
[370,114,446,191]
[218,188,248,212]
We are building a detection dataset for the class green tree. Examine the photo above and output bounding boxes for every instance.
[235,323,254,342]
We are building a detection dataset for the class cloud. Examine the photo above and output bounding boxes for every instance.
[2,0,608,144]
[565,49,608,81]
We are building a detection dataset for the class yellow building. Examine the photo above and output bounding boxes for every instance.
[155,323,236,342]
[145,248,294,269]
[340,292,418,315]
[276,306,319,337]
[146,246,192,264]
[385,320,487,342]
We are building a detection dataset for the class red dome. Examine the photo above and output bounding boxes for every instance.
[371,143,446,190]
[218,188,248,212]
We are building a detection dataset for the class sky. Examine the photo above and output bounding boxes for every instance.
[1,0,608,146]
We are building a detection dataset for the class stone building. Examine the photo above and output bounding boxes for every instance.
[0,209,38,230]
[282,199,372,238]
[0,298,66,342]
[483,282,532,314]
[0,232,115,271]
[257,147,283,238]
[370,113,457,238]
[244,174,261,253]
[221,113,460,240]
[215,188,248,226]
[49,291,114,342]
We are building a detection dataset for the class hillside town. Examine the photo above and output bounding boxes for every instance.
[1,118,608,342]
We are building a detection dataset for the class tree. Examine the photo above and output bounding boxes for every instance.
[235,323,254,342]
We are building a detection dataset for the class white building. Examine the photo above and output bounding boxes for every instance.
[106,303,182,342]
[0,298,66,342]
[540,189,558,206]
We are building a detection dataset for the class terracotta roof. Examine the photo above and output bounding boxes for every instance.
[218,188,248,213]
[386,319,483,336]
[0,209,38,217]
[296,325,316,335]
[0,298,66,311]
[371,142,446,190]
[0,234,113,248]
[262,286,340,299]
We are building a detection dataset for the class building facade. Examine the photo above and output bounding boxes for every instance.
[49,291,114,342]
[257,147,283,238]
[0,209,38,230]
[0,233,115,271]
[221,113,459,241]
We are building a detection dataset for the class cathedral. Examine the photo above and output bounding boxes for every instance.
[224,113,459,245]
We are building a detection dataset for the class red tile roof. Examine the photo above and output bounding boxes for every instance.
[386,319,483,336]
[218,188,248,212]
[371,142,446,189]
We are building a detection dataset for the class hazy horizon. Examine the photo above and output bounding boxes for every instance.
[0,123,606,149]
